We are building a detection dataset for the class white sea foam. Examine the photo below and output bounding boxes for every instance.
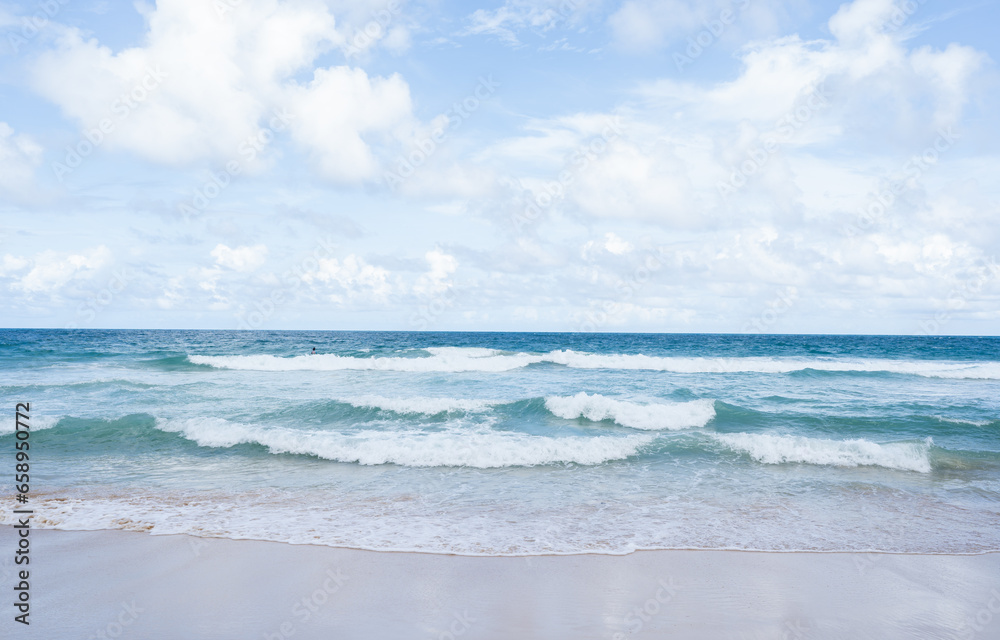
[155,417,652,468]
[545,393,716,430]
[342,395,498,415]
[0,414,60,435]
[935,416,996,427]
[712,433,933,473]
[188,348,1000,379]
[545,351,1000,378]
[189,349,542,372]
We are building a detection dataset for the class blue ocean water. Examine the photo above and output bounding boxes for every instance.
[2,329,999,554]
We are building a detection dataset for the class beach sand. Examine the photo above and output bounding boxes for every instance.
[2,526,998,639]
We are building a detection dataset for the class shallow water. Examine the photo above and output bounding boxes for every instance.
[2,330,998,554]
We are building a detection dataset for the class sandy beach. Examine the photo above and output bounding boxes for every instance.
[2,526,998,639]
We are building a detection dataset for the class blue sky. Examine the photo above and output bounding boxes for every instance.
[0,0,997,333]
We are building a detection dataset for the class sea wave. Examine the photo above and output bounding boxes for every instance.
[544,351,1000,378]
[933,416,997,428]
[544,393,716,430]
[154,417,653,468]
[188,349,541,372]
[340,395,498,415]
[187,348,1000,378]
[711,432,933,473]
[0,414,60,436]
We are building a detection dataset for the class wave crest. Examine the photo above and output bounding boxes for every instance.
[155,418,652,468]
[341,396,497,415]
[187,348,1000,379]
[188,350,540,373]
[544,393,716,430]
[1,414,60,436]
[712,433,933,472]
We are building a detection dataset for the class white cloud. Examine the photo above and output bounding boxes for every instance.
[286,66,411,182]
[414,249,457,294]
[493,0,986,231]
[1,0,996,333]
[0,123,43,198]
[460,1,588,47]
[582,232,633,258]
[0,255,30,275]
[30,0,415,182]
[304,254,391,298]
[211,244,268,272]
[608,0,702,52]
[608,0,789,53]
[10,246,112,293]
[603,232,633,255]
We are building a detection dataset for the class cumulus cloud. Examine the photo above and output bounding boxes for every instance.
[0,123,43,199]
[460,0,597,47]
[303,254,391,299]
[9,246,112,294]
[493,0,986,231]
[30,0,415,182]
[286,66,411,182]
[414,249,458,294]
[211,244,268,272]
[0,255,30,276]
[0,0,995,333]
[608,0,789,53]
[582,232,633,258]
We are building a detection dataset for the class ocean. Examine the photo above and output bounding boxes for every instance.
[2,330,998,555]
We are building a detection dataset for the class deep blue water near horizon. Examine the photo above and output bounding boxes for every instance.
[2,329,999,555]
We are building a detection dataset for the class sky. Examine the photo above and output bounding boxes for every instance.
[0,0,997,334]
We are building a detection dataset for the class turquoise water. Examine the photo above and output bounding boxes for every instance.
[2,330,999,554]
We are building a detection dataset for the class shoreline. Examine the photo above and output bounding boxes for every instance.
[3,526,998,639]
[9,522,1000,558]
[16,524,1000,558]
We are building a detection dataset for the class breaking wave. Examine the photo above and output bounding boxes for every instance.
[188,348,1000,379]
[712,432,934,473]
[154,417,653,468]
[544,393,716,430]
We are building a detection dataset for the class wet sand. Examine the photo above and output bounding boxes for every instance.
[1,526,998,639]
